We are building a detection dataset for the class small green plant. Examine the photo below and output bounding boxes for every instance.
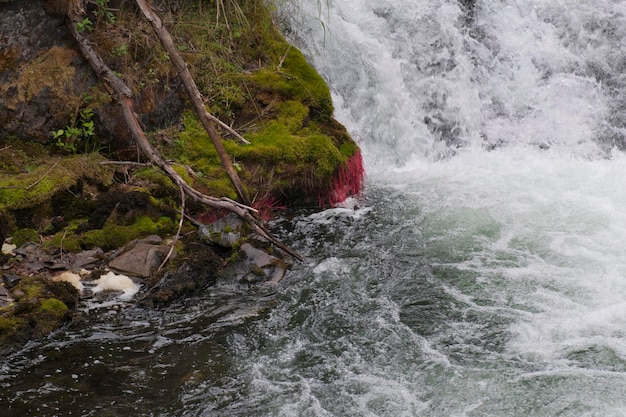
[52,106,96,153]
[114,43,128,56]
[147,68,159,84]
[76,18,93,33]
[93,0,116,24]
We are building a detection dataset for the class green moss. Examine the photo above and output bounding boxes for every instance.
[339,140,360,159]
[134,168,178,195]
[250,47,333,121]
[43,218,86,253]
[1,0,360,220]
[35,297,70,336]
[1,46,78,113]
[83,215,174,250]
[11,228,40,246]
[143,0,360,206]
[0,277,78,352]
[0,316,23,335]
[40,298,69,315]
[0,153,115,211]
[45,231,83,253]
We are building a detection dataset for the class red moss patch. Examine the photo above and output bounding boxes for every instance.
[318,149,365,207]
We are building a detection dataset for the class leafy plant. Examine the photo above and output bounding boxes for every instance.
[76,18,93,33]
[92,0,117,24]
[52,100,96,154]
[114,43,128,56]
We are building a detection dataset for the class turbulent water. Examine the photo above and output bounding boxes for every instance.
[5,0,626,415]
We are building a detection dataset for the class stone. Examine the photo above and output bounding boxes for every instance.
[1,243,16,255]
[0,284,12,308]
[3,273,21,288]
[109,243,168,278]
[198,213,244,248]
[71,248,104,271]
[239,243,288,284]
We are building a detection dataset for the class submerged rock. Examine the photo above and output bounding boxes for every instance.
[237,243,288,285]
[0,276,79,355]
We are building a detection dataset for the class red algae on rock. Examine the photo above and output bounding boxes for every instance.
[318,149,365,207]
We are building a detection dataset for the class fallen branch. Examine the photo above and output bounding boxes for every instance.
[158,183,185,272]
[99,161,152,167]
[135,0,251,206]
[67,5,302,261]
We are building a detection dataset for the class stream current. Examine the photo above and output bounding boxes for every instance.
[5,0,626,415]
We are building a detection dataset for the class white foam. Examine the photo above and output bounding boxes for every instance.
[91,271,140,300]
[52,271,84,292]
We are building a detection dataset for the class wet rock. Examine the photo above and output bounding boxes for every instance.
[70,248,103,271]
[12,242,52,274]
[109,236,169,278]
[0,283,12,308]
[0,276,79,356]
[198,213,244,248]
[3,273,21,288]
[139,240,221,307]
[11,288,24,299]
[238,243,288,284]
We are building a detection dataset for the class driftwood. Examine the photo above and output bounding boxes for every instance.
[67,3,303,261]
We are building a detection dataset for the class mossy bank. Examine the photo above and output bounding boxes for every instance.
[0,0,363,349]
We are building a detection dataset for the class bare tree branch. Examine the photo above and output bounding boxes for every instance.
[135,0,251,206]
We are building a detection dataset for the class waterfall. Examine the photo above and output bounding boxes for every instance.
[280,0,626,167]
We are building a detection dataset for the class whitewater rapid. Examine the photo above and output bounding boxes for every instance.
[266,0,626,415]
[5,1,626,416]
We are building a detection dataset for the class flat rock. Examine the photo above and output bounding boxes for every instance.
[70,248,104,271]
[108,243,168,278]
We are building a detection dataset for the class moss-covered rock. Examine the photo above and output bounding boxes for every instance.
[10,228,39,246]
[0,276,78,355]
[0,0,364,356]
[1,0,362,212]
[43,190,177,253]
[0,149,115,212]
[153,0,362,207]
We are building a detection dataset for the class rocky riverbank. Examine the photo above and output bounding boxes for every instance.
[0,0,363,353]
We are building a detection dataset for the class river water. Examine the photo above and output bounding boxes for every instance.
[5,0,626,416]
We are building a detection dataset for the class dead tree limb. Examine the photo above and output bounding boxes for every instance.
[135,0,251,206]
[67,6,303,261]
[158,183,185,272]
